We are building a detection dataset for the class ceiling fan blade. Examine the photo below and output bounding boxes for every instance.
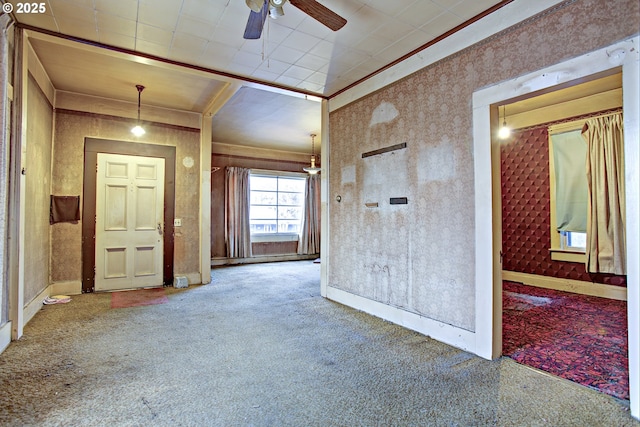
[289,0,347,31]
[243,0,269,39]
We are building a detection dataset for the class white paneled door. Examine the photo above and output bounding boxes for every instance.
[95,153,165,292]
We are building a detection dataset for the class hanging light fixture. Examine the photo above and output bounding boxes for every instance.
[498,104,511,139]
[303,133,321,175]
[131,84,146,137]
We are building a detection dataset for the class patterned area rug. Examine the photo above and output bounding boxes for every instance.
[503,281,628,400]
[110,288,168,309]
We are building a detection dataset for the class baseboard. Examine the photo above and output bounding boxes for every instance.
[325,286,477,355]
[502,271,627,301]
[23,286,50,326]
[0,321,11,354]
[211,254,318,266]
[50,280,82,295]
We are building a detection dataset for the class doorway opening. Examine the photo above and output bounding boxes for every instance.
[497,73,628,398]
[472,36,639,417]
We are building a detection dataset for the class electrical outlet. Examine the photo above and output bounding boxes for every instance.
[174,218,182,227]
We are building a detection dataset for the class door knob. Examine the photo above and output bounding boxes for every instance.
[157,223,163,235]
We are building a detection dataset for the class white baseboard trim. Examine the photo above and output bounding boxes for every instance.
[0,322,11,354]
[50,281,82,296]
[23,286,50,327]
[326,286,477,355]
[502,271,627,301]
[211,254,318,266]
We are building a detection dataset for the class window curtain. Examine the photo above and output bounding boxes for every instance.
[298,174,320,255]
[225,167,252,258]
[551,130,588,232]
[582,112,625,274]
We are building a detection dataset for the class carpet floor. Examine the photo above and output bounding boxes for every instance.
[110,287,169,309]
[503,281,629,400]
[0,262,637,426]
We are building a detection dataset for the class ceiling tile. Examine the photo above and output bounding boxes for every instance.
[138,2,181,31]
[280,30,322,52]
[13,14,59,31]
[421,11,464,36]
[98,32,136,50]
[93,0,138,19]
[96,12,137,37]
[50,1,95,23]
[136,23,174,45]
[182,0,226,22]
[368,0,419,16]
[268,44,305,64]
[171,32,208,53]
[294,53,328,72]
[255,58,290,75]
[56,18,97,40]
[395,1,445,27]
[175,15,215,40]
[134,39,170,58]
[282,64,315,81]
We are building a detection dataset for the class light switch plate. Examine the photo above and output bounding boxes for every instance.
[174,218,182,227]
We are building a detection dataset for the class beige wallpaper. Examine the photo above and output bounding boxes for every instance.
[51,110,201,284]
[328,0,639,331]
[24,74,53,304]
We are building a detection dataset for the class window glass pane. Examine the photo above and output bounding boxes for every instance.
[250,206,277,220]
[250,220,277,234]
[250,191,277,205]
[278,192,303,206]
[278,206,302,220]
[278,177,305,192]
[568,232,587,249]
[278,220,301,233]
[251,176,277,191]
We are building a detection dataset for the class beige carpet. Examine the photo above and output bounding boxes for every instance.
[0,261,637,426]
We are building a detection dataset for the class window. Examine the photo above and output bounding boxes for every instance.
[249,173,306,235]
[548,121,588,261]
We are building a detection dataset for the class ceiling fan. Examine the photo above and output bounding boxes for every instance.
[244,0,347,40]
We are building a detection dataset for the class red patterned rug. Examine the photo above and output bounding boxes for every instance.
[503,281,628,400]
[110,288,168,309]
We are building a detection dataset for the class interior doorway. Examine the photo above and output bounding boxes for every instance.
[472,37,639,417]
[496,75,628,397]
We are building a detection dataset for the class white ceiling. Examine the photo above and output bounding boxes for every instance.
[6,0,507,152]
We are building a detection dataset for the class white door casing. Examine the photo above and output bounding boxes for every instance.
[95,153,165,291]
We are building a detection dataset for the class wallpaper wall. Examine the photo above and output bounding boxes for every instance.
[501,126,627,287]
[51,110,201,285]
[24,74,53,304]
[328,0,639,332]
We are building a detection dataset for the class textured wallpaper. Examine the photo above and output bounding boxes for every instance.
[51,111,201,284]
[501,126,627,286]
[328,0,639,331]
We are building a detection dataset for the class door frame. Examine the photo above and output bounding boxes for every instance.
[472,37,639,417]
[82,138,176,293]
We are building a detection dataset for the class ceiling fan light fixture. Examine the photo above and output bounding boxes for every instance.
[246,0,263,13]
[131,84,146,137]
[269,6,284,18]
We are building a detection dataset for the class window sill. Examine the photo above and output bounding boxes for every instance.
[251,233,299,243]
[550,249,586,263]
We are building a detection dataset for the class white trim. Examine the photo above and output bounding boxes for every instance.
[320,99,329,298]
[473,36,639,419]
[251,233,299,243]
[330,0,566,111]
[211,254,317,266]
[250,169,307,178]
[503,271,627,301]
[50,280,82,296]
[23,286,49,327]
[326,287,476,352]
[0,322,11,354]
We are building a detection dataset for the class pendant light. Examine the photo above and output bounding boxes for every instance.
[131,84,146,137]
[303,133,321,174]
[498,104,511,139]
